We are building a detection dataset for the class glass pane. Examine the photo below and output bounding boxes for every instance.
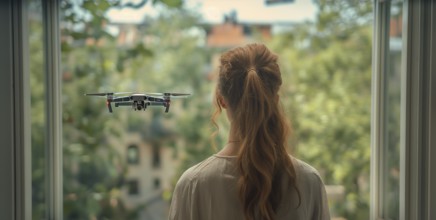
[29,0,47,218]
[281,2,373,218]
[382,0,403,219]
[60,0,373,219]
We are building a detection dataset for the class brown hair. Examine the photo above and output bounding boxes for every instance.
[212,43,300,220]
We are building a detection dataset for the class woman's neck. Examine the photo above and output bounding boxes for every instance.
[217,124,240,156]
[218,142,239,156]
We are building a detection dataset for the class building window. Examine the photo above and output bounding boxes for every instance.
[153,178,161,190]
[127,144,140,164]
[152,145,161,168]
[127,179,139,195]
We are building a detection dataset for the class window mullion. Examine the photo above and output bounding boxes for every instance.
[42,0,63,219]
[371,0,391,219]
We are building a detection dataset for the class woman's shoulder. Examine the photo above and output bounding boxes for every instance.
[176,156,222,186]
[291,157,325,187]
[293,157,320,174]
[291,157,327,202]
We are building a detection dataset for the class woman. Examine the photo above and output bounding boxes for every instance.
[169,43,330,220]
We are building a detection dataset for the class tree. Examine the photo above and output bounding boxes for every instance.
[60,0,210,219]
[61,1,142,218]
[269,0,373,219]
[30,0,376,218]
[31,0,186,218]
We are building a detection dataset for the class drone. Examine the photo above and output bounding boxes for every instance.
[85,92,190,113]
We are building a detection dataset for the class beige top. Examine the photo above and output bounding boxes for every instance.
[169,155,330,220]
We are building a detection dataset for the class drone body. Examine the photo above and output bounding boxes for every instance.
[85,92,190,113]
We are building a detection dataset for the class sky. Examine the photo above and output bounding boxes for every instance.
[106,0,317,24]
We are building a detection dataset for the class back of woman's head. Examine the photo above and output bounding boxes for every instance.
[214,43,299,220]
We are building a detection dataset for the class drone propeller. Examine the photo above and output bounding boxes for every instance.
[145,92,191,97]
[85,92,112,96]
[85,92,131,113]
[85,92,132,96]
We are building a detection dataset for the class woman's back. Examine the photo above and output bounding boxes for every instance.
[169,155,330,220]
[169,43,330,219]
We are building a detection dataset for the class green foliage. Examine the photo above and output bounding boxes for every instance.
[61,1,134,219]
[29,5,47,217]
[60,1,211,219]
[31,0,186,219]
[269,1,373,219]
[30,0,374,219]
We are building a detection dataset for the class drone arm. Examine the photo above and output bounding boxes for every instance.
[115,102,134,107]
[148,102,164,106]
[148,96,165,102]
[112,96,131,102]
[148,102,169,113]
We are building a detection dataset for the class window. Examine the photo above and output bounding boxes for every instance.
[127,144,140,164]
[152,145,161,169]
[153,178,161,190]
[127,180,140,196]
[63,1,375,219]
[5,0,433,219]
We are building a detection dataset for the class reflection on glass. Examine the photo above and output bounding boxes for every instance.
[60,0,373,219]
[383,0,402,219]
[29,0,46,218]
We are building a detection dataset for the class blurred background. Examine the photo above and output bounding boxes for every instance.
[28,0,402,219]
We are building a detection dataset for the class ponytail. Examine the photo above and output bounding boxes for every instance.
[214,43,300,220]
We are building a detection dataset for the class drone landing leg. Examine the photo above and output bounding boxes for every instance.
[107,101,113,113]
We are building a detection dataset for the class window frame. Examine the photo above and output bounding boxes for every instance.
[3,0,436,219]
[0,0,31,219]
[0,0,63,219]
[370,1,391,219]
[399,0,436,220]
[42,0,63,219]
[371,0,436,220]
